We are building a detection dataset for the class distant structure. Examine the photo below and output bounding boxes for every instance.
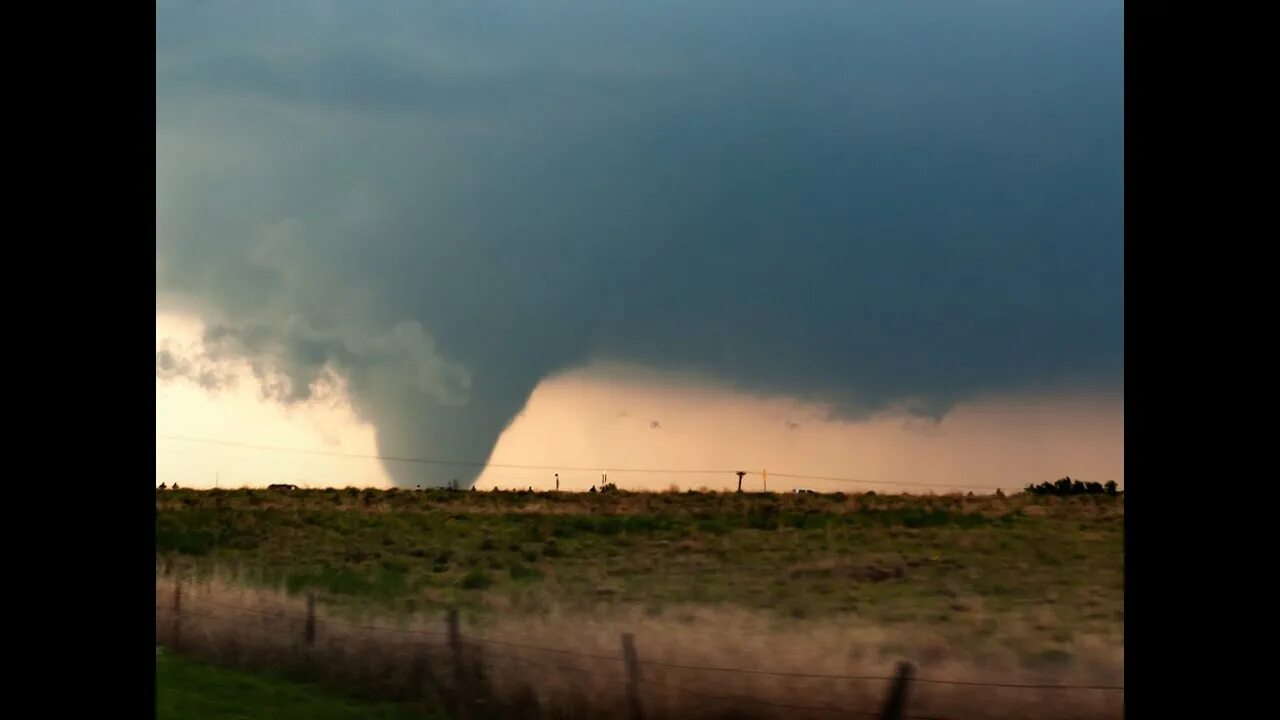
[268,483,298,491]
[555,473,559,491]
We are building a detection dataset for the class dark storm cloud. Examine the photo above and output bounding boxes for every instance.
[156,0,1123,486]
[156,342,236,393]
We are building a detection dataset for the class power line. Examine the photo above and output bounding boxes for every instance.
[156,433,1009,491]
[763,472,995,492]
[156,434,735,476]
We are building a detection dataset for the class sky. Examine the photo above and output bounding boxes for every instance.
[156,1,1124,491]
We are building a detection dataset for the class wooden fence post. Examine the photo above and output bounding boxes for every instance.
[621,632,645,720]
[304,592,317,646]
[409,647,430,703]
[171,583,182,649]
[448,608,468,711]
[879,661,914,720]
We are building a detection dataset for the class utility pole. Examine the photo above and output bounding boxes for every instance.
[736,471,746,493]
[555,473,559,491]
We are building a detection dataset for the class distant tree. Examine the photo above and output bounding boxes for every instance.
[1024,477,1115,497]
[589,486,597,494]
[158,482,167,490]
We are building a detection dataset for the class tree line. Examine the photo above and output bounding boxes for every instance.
[1024,477,1119,496]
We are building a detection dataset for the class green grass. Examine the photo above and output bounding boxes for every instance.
[156,649,432,720]
[156,488,1123,650]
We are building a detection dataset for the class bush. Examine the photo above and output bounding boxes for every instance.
[746,503,780,530]
[460,570,491,589]
[509,563,543,581]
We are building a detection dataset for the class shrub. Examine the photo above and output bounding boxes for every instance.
[509,563,543,581]
[460,570,491,589]
[746,503,780,530]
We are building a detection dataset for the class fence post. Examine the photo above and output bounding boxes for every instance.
[879,661,914,720]
[171,583,182,649]
[409,647,430,703]
[304,592,317,646]
[621,632,645,720]
[448,608,468,710]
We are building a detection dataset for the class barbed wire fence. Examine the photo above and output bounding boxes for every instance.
[156,583,1123,720]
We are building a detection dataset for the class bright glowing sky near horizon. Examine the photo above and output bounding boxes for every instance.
[156,1,1123,492]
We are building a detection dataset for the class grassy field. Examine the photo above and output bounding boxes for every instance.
[157,487,1122,667]
[156,487,1124,718]
[156,647,431,720]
